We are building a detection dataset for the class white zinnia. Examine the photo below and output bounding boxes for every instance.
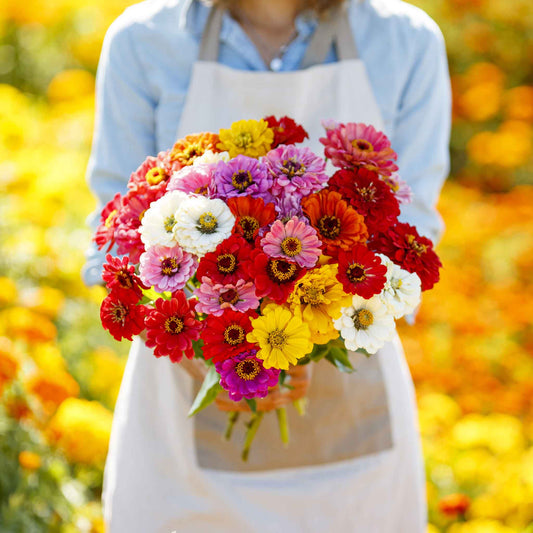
[377,254,421,319]
[333,295,395,354]
[193,149,230,166]
[139,190,188,248]
[173,196,235,257]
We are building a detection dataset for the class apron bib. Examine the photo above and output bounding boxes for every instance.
[176,5,393,471]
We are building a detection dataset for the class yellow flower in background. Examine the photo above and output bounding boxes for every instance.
[23,286,65,319]
[448,519,516,533]
[0,277,18,307]
[29,343,66,373]
[247,304,313,370]
[218,119,274,158]
[89,347,126,408]
[504,86,533,122]
[0,336,20,393]
[460,81,502,122]
[1,307,57,343]
[18,451,41,471]
[46,69,95,103]
[286,264,351,344]
[25,368,80,414]
[47,398,113,466]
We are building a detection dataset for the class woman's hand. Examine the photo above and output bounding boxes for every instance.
[215,364,312,412]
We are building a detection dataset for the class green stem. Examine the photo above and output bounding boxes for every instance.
[224,411,239,441]
[276,407,289,447]
[293,398,308,416]
[241,411,264,462]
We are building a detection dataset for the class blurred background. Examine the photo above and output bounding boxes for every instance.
[0,0,532,531]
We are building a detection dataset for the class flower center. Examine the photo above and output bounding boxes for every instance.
[164,316,184,335]
[239,216,260,241]
[300,285,324,306]
[231,170,253,191]
[406,234,428,256]
[110,303,127,324]
[358,186,376,201]
[115,269,133,288]
[235,132,253,148]
[217,253,237,274]
[197,212,218,234]
[194,185,208,195]
[146,166,166,186]
[281,237,302,257]
[267,259,297,283]
[282,158,305,178]
[353,308,374,330]
[223,324,245,345]
[235,358,261,381]
[351,139,374,151]
[183,143,204,164]
[346,263,367,283]
[317,215,341,239]
[105,209,117,228]
[268,329,287,349]
[164,215,176,233]
[139,209,147,222]
[160,257,179,276]
[219,288,239,305]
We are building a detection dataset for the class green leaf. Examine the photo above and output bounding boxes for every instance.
[188,366,222,416]
[325,346,355,373]
[245,398,257,413]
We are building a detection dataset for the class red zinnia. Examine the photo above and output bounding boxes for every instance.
[328,168,400,235]
[202,309,258,363]
[144,292,203,363]
[438,493,470,517]
[370,222,441,291]
[336,244,387,298]
[100,293,146,341]
[196,235,253,285]
[264,115,309,148]
[94,193,123,252]
[102,254,145,302]
[227,196,276,244]
[248,249,305,304]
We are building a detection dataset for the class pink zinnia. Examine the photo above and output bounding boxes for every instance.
[139,244,198,293]
[194,278,259,316]
[319,122,399,177]
[382,172,413,204]
[167,164,214,197]
[261,217,321,268]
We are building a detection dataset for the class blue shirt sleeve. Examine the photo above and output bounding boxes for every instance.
[82,18,157,286]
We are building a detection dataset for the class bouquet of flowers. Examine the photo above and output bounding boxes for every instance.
[95,116,441,459]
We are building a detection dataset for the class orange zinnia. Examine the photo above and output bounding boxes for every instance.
[302,189,368,257]
[226,196,276,243]
[170,132,221,166]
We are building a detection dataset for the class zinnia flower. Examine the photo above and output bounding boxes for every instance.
[170,132,221,167]
[287,264,352,344]
[217,119,274,158]
[173,196,235,257]
[193,149,230,166]
[336,244,387,298]
[377,253,421,318]
[128,156,169,193]
[100,293,146,341]
[227,196,276,243]
[301,189,368,258]
[333,295,395,354]
[144,292,202,362]
[264,115,309,148]
[212,155,272,199]
[102,254,145,302]
[319,122,398,176]
[328,168,400,235]
[167,164,214,196]
[215,350,280,401]
[247,304,313,370]
[139,244,198,293]
[94,193,122,252]
[195,278,259,316]
[370,222,441,291]
[382,172,412,204]
[202,309,258,363]
[261,217,321,268]
[265,144,328,197]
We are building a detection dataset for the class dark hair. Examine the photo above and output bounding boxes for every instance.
[209,0,346,16]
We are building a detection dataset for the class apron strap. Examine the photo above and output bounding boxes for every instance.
[198,4,359,66]
[300,4,359,68]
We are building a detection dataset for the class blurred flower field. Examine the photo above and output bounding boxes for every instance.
[0,0,532,531]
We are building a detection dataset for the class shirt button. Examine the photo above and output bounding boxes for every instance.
[269,57,283,72]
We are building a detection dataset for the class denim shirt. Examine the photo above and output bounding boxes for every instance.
[82,0,451,286]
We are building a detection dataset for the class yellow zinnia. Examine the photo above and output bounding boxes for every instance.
[287,264,352,344]
[217,119,274,158]
[247,305,313,370]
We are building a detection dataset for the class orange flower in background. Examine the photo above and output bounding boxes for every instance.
[0,337,20,393]
[170,132,220,166]
[18,451,41,471]
[2,307,56,343]
[438,493,471,517]
[504,86,533,122]
[25,369,80,414]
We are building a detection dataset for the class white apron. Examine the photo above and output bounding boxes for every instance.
[103,6,427,532]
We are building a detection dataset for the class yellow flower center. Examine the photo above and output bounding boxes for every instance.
[351,138,374,151]
[164,316,184,335]
[182,143,205,164]
[217,253,237,274]
[115,270,133,288]
[239,216,260,241]
[358,185,376,201]
[406,234,428,256]
[281,237,302,257]
[197,212,218,234]
[146,166,166,186]
[268,329,287,349]
[318,215,341,239]
[235,132,253,148]
[160,257,179,276]
[223,324,245,345]
[268,259,297,282]
[164,215,176,233]
[235,358,261,381]
[231,170,253,191]
[353,309,374,330]
[300,285,325,306]
[104,209,117,228]
[139,209,147,222]
[346,263,367,283]
[282,158,306,178]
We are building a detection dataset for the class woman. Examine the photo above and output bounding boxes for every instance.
[83,0,451,531]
